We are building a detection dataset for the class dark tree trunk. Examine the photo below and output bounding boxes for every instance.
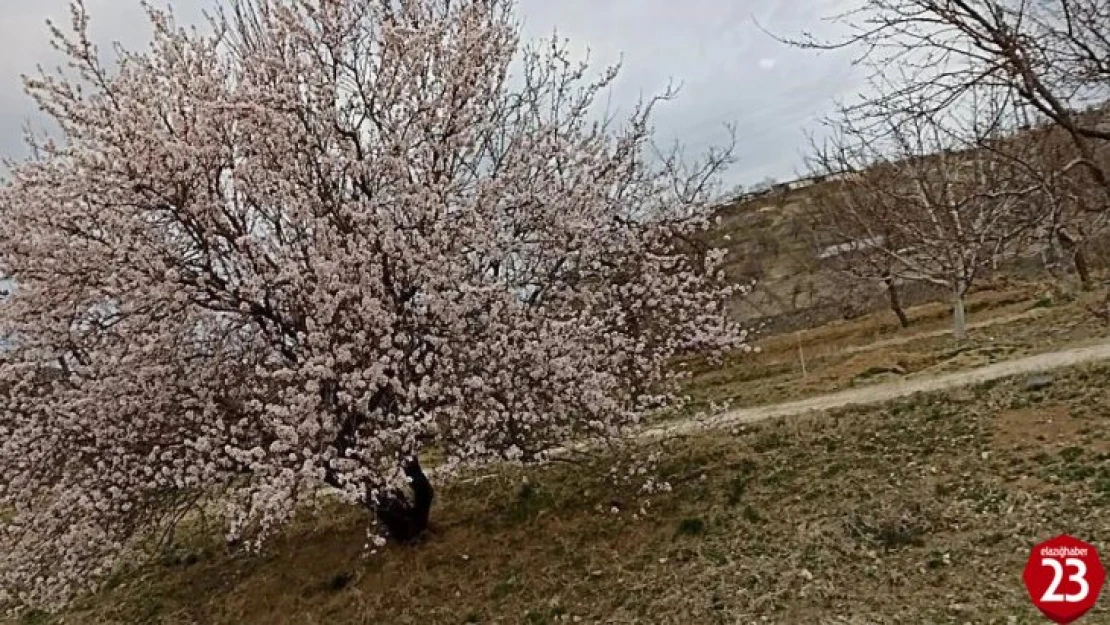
[1073,247,1092,291]
[883,273,910,328]
[372,457,434,543]
[1057,227,1092,290]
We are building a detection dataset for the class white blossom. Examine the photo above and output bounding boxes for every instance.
[0,0,745,610]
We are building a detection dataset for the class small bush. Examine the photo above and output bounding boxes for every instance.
[741,505,764,524]
[676,518,707,536]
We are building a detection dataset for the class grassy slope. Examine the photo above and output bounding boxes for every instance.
[685,282,1110,412]
[706,171,1110,334]
[23,362,1110,625]
[9,189,1110,624]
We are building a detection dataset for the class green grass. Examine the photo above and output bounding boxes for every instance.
[9,363,1109,624]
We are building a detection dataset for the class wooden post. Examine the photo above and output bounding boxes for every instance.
[797,330,808,378]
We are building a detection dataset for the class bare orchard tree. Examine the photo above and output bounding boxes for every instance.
[776,0,1110,293]
[787,0,1110,204]
[808,94,1045,340]
[1001,122,1110,287]
[0,0,746,609]
[808,195,915,328]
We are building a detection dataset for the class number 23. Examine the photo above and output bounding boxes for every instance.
[1041,557,1090,603]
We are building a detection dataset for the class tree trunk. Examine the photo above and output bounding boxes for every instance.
[952,287,968,341]
[1073,247,1092,291]
[1057,227,1092,290]
[371,457,435,543]
[883,273,910,328]
[1089,292,1110,326]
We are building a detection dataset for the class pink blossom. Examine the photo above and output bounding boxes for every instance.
[0,0,744,609]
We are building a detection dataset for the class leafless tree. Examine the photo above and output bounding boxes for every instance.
[785,0,1110,201]
[1002,122,1110,287]
[807,91,1047,340]
[782,0,1110,285]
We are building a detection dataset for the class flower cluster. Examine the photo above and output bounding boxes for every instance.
[0,0,744,609]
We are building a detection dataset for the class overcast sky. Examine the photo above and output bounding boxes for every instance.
[0,0,863,190]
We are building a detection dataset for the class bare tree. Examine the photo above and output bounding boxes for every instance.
[780,0,1110,291]
[1008,122,1110,287]
[786,0,1110,202]
[811,209,915,328]
[808,92,1045,340]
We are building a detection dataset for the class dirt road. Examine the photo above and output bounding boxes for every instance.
[644,339,1110,440]
[454,339,1110,482]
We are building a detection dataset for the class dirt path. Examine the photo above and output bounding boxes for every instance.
[456,339,1110,482]
[644,339,1110,440]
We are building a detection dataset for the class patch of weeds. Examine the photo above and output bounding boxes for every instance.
[976,532,1008,547]
[752,428,790,453]
[134,594,166,623]
[101,569,127,591]
[923,403,957,422]
[506,482,554,524]
[1057,463,1097,482]
[741,505,764,524]
[762,468,798,487]
[525,610,548,624]
[1060,446,1084,462]
[849,510,931,551]
[702,546,729,566]
[159,548,202,569]
[1094,473,1110,503]
[326,571,354,592]
[875,524,926,549]
[962,484,1009,514]
[491,572,523,600]
[20,610,51,625]
[1032,295,1055,309]
[733,457,758,475]
[676,517,707,537]
[934,482,957,498]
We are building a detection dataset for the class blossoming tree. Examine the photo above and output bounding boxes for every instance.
[0,0,744,609]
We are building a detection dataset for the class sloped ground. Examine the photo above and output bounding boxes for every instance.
[684,282,1110,412]
[21,363,1110,625]
[706,178,1110,335]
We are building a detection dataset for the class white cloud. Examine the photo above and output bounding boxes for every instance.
[0,0,865,187]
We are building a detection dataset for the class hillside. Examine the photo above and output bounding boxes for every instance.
[706,174,1110,336]
[23,360,1110,624]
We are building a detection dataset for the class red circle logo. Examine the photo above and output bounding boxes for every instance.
[1023,535,1105,624]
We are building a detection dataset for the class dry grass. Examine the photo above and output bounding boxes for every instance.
[14,362,1110,624]
[683,281,1110,412]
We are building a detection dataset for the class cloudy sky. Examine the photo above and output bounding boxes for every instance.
[0,0,863,190]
